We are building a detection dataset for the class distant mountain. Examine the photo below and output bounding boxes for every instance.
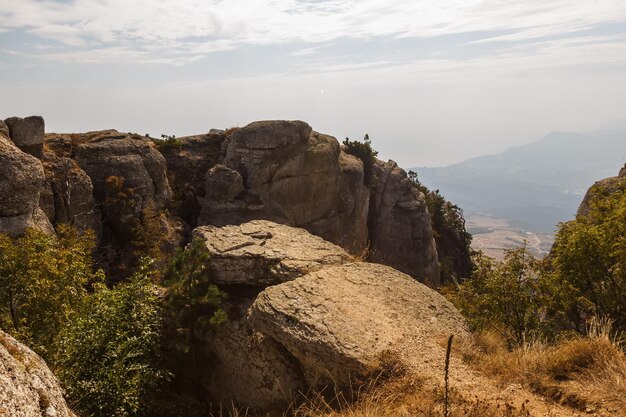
[414,129,626,233]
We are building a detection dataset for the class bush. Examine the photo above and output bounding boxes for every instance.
[343,134,378,187]
[0,226,101,357]
[54,260,166,417]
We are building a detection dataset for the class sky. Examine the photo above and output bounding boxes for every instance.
[1,1,626,167]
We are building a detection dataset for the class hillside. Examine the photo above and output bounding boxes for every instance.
[415,129,626,233]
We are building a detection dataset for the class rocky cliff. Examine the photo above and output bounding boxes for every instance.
[0,116,474,284]
[577,162,626,218]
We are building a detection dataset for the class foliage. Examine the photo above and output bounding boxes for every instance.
[154,134,183,150]
[0,226,101,357]
[445,247,547,344]
[343,134,379,187]
[162,239,227,363]
[549,179,626,332]
[54,260,166,417]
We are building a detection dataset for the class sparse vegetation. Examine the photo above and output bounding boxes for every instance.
[343,134,378,187]
[154,134,183,150]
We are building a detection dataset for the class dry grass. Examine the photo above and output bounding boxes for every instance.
[459,319,626,414]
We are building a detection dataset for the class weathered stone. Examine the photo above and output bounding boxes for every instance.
[192,220,351,286]
[199,301,304,412]
[249,261,468,388]
[4,116,45,158]
[205,164,244,202]
[0,136,53,236]
[200,121,370,254]
[0,330,76,417]
[42,152,101,234]
[368,160,440,285]
[620,163,626,178]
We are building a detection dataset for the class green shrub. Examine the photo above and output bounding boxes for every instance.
[54,260,166,417]
[343,134,378,187]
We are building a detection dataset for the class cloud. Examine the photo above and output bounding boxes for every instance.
[0,0,625,65]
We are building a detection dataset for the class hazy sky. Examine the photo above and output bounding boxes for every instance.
[1,1,626,167]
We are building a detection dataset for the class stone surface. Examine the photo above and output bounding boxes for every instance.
[0,330,76,417]
[199,300,304,412]
[250,261,468,388]
[199,121,370,254]
[0,136,53,236]
[368,160,441,285]
[41,153,101,234]
[205,164,244,202]
[4,116,45,158]
[192,220,351,286]
[0,120,9,139]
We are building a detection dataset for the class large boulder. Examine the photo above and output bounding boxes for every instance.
[0,136,53,236]
[368,160,441,285]
[192,220,467,412]
[0,330,76,417]
[193,220,351,286]
[199,121,370,254]
[0,120,9,139]
[250,262,467,387]
[4,116,45,158]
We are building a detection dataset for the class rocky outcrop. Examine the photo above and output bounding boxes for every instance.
[198,121,370,255]
[577,163,626,218]
[193,220,467,412]
[0,135,53,236]
[0,330,76,417]
[368,160,441,285]
[40,153,101,234]
[193,221,352,286]
[4,116,45,158]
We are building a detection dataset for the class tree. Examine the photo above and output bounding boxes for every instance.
[342,134,379,187]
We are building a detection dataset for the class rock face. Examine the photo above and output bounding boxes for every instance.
[0,330,76,417]
[577,163,626,218]
[41,153,101,234]
[368,160,441,285]
[0,135,53,236]
[193,221,352,286]
[199,121,370,255]
[194,220,467,412]
[4,116,45,158]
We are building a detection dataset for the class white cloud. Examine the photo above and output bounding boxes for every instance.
[0,0,625,64]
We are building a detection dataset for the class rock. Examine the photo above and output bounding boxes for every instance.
[41,152,101,234]
[72,131,172,211]
[4,116,45,158]
[0,330,76,417]
[249,261,468,388]
[0,120,9,139]
[199,300,304,412]
[205,165,244,202]
[620,163,626,178]
[0,136,53,236]
[158,132,227,226]
[200,121,370,254]
[192,220,351,286]
[368,160,440,285]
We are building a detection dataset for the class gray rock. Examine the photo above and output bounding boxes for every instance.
[0,136,53,236]
[368,160,441,285]
[192,220,351,286]
[199,300,304,412]
[4,116,45,158]
[205,164,244,202]
[0,120,9,139]
[250,261,468,388]
[199,121,370,254]
[0,330,76,417]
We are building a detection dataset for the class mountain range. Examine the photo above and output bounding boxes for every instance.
[414,129,626,233]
